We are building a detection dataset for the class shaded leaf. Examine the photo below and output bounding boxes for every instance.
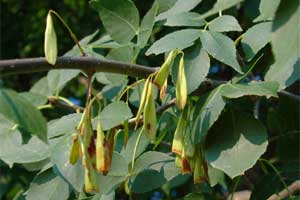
[205,110,268,178]
[26,170,69,200]
[146,29,200,55]
[241,22,272,61]
[90,0,139,43]
[0,89,47,142]
[265,1,300,89]
[209,15,242,32]
[200,30,242,73]
[191,85,226,144]
[30,77,52,96]
[20,92,48,107]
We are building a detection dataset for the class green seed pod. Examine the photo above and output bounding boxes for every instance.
[84,168,99,193]
[181,147,192,174]
[175,155,182,168]
[143,83,157,141]
[96,117,106,173]
[154,50,177,88]
[172,110,187,156]
[193,153,205,184]
[135,77,151,129]
[69,133,80,165]
[159,79,168,100]
[176,55,187,110]
[44,12,57,65]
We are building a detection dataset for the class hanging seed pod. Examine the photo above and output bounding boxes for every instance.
[159,79,168,100]
[143,82,157,141]
[135,77,151,129]
[69,133,80,165]
[183,129,195,158]
[44,12,57,65]
[181,147,192,174]
[96,117,106,173]
[176,55,187,110]
[175,155,182,168]
[172,109,187,156]
[154,50,177,89]
[102,128,115,175]
[84,169,99,193]
[123,120,129,147]
[193,154,206,184]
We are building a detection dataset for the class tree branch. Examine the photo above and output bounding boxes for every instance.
[0,57,299,103]
[0,57,157,78]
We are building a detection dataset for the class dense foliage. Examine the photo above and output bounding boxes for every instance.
[0,0,299,199]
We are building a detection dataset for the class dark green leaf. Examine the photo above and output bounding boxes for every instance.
[146,29,200,55]
[0,89,47,142]
[90,0,139,43]
[221,81,279,99]
[253,0,280,22]
[26,170,69,200]
[165,12,206,27]
[156,0,203,21]
[191,85,226,144]
[265,2,300,89]
[205,110,268,178]
[209,15,242,32]
[200,30,242,73]
[131,169,167,193]
[241,22,272,61]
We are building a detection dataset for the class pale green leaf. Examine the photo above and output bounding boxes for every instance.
[138,2,159,48]
[47,113,82,138]
[254,0,280,22]
[44,13,57,65]
[205,110,268,178]
[20,92,48,107]
[156,0,203,21]
[241,22,272,61]
[49,134,84,191]
[207,164,226,187]
[90,0,139,43]
[47,69,80,95]
[200,30,242,73]
[30,77,52,96]
[201,0,244,19]
[93,101,133,130]
[265,2,300,90]
[26,170,69,200]
[191,85,226,144]
[221,81,279,98]
[209,15,242,32]
[0,114,49,167]
[0,89,47,142]
[165,12,206,27]
[146,29,200,55]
